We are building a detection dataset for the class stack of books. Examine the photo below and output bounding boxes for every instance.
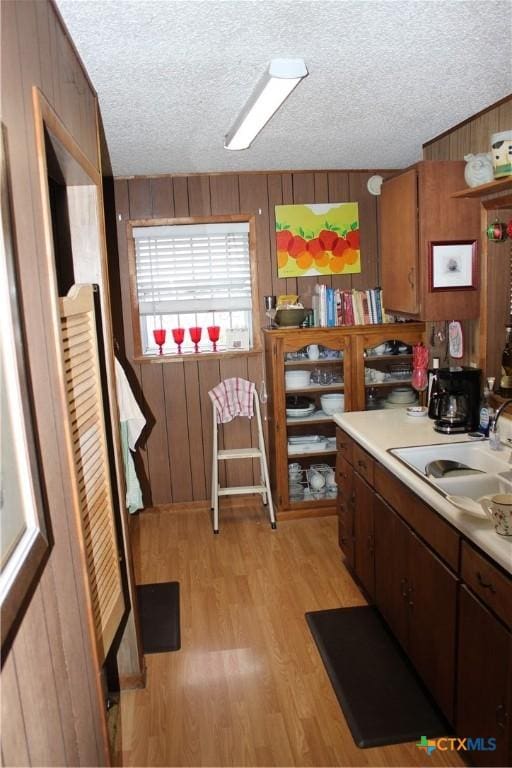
[312,286,385,327]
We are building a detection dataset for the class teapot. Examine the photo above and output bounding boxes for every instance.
[446,492,512,536]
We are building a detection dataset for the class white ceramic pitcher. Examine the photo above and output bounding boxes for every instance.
[446,492,512,537]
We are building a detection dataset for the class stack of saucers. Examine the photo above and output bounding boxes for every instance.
[384,387,418,409]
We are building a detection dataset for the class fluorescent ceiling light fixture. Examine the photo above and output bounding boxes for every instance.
[224,58,308,151]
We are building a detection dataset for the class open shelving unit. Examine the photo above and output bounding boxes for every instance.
[263,322,425,519]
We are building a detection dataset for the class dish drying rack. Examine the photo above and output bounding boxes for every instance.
[288,463,338,501]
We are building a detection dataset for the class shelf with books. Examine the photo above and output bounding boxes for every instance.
[313,284,385,327]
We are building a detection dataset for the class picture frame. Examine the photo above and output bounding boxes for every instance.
[429,240,477,292]
[1,124,50,658]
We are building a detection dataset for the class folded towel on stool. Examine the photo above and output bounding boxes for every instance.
[209,378,255,423]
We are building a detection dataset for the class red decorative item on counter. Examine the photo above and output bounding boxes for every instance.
[171,327,185,354]
[207,325,220,351]
[153,328,166,355]
[412,343,429,393]
[507,219,512,239]
[189,326,202,353]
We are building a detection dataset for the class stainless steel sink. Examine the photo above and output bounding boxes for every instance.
[389,441,512,500]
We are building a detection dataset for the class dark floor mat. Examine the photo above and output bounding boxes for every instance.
[306,605,450,748]
[136,581,181,654]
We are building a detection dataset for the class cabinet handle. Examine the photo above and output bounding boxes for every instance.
[407,584,414,608]
[367,534,374,553]
[357,459,367,470]
[407,267,415,289]
[400,578,408,599]
[476,571,497,594]
[496,704,508,730]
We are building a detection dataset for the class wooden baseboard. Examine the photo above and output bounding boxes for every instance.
[277,506,336,521]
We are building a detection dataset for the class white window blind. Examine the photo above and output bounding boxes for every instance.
[133,222,252,315]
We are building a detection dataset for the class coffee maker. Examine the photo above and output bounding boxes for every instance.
[428,367,481,434]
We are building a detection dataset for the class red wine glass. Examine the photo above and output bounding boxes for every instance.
[153,328,166,355]
[172,327,185,354]
[189,326,202,353]
[207,325,220,351]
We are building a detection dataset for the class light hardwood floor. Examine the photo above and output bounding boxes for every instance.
[115,500,464,768]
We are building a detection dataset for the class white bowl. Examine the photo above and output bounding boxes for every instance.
[285,370,311,389]
[387,387,416,404]
[320,393,345,415]
[373,344,387,355]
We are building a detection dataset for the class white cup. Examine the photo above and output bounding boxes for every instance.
[481,494,512,537]
[307,344,320,361]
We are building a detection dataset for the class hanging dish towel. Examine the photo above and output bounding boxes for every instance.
[115,358,146,513]
[209,378,255,423]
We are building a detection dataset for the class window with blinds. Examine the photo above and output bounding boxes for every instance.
[131,220,254,355]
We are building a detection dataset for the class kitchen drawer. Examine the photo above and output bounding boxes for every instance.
[336,455,354,500]
[461,541,512,628]
[374,462,460,571]
[336,428,354,466]
[353,443,374,485]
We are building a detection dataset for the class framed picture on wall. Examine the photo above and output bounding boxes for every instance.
[1,124,50,657]
[429,240,477,291]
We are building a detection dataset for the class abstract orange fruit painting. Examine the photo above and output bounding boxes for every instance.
[275,202,361,278]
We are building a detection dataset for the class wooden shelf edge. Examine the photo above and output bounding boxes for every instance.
[452,176,512,199]
[277,506,336,521]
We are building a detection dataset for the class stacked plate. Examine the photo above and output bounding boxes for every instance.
[286,395,315,418]
[384,387,418,409]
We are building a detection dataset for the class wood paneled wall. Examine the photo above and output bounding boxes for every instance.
[423,96,512,375]
[114,170,387,506]
[1,1,109,764]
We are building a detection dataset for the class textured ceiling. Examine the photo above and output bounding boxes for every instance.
[56,0,512,178]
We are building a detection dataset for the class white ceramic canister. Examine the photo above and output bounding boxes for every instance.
[490,131,512,179]
[307,344,320,361]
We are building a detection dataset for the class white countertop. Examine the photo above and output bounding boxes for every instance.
[333,409,512,574]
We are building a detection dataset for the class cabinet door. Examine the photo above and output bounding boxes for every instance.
[353,472,375,599]
[407,529,458,723]
[457,586,512,768]
[374,494,409,651]
[336,454,354,566]
[380,169,419,314]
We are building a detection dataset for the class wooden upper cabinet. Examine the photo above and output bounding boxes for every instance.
[380,169,419,315]
[380,161,481,321]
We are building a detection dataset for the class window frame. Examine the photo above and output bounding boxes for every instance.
[126,214,261,361]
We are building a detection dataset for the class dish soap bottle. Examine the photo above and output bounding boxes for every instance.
[478,377,496,436]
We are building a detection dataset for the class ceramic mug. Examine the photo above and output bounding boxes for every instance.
[480,494,512,537]
[307,344,320,361]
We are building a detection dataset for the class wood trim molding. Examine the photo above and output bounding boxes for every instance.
[126,214,263,359]
[31,85,110,761]
[423,93,512,149]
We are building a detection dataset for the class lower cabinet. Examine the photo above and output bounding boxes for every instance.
[336,454,355,568]
[457,587,512,767]
[374,494,457,722]
[353,472,375,600]
[336,424,512,754]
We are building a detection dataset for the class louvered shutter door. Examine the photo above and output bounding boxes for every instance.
[60,284,124,663]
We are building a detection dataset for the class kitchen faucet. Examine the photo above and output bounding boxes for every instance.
[489,398,512,454]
